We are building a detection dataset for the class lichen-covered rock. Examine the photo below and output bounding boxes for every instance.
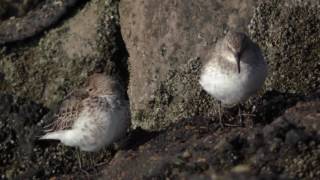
[0,0,125,108]
[249,0,320,94]
[120,0,258,130]
[102,95,320,179]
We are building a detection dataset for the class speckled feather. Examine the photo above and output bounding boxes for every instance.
[44,96,85,132]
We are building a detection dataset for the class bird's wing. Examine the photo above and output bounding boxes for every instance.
[44,93,87,132]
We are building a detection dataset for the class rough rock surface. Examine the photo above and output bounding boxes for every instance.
[103,94,320,180]
[249,0,320,94]
[0,0,80,44]
[0,0,127,108]
[0,93,48,179]
[0,0,41,20]
[120,0,258,130]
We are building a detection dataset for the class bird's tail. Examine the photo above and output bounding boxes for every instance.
[39,130,80,147]
[39,131,66,141]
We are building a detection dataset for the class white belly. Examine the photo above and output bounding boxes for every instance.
[72,101,129,151]
[200,63,267,105]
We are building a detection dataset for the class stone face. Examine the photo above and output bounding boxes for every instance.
[249,0,320,94]
[120,0,257,130]
[0,0,124,108]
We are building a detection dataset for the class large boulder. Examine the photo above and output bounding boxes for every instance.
[0,0,126,108]
[120,0,258,130]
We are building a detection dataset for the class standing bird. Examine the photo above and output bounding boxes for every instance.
[40,73,130,152]
[199,31,267,127]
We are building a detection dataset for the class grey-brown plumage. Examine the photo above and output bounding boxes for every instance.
[200,31,267,126]
[40,73,130,152]
[200,31,267,106]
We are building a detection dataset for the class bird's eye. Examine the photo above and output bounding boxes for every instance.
[88,88,93,92]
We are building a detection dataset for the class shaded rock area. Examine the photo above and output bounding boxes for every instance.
[0,93,48,179]
[0,0,80,44]
[0,0,41,20]
[103,94,320,180]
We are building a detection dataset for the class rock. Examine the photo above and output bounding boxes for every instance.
[120,0,258,130]
[0,0,41,20]
[0,0,127,108]
[0,93,47,179]
[284,99,320,136]
[249,0,320,94]
[0,0,80,44]
[102,95,320,179]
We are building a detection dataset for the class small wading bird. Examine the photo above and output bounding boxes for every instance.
[199,31,267,127]
[40,73,130,152]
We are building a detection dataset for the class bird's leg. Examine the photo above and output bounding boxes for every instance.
[76,148,82,169]
[76,149,91,177]
[218,101,224,128]
[222,103,243,127]
[239,103,256,127]
[89,153,95,168]
[238,104,243,127]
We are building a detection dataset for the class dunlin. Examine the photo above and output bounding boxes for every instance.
[40,73,130,151]
[200,31,267,126]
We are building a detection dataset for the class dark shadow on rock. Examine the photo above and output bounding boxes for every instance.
[121,127,160,151]
[252,90,304,125]
[0,93,48,179]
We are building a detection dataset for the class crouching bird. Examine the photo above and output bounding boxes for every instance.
[40,73,130,152]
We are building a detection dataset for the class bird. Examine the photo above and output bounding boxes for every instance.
[39,73,130,152]
[199,31,267,127]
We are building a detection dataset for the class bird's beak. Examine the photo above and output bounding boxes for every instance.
[64,88,89,100]
[235,53,241,73]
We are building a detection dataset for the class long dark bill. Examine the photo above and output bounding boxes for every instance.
[236,53,241,73]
